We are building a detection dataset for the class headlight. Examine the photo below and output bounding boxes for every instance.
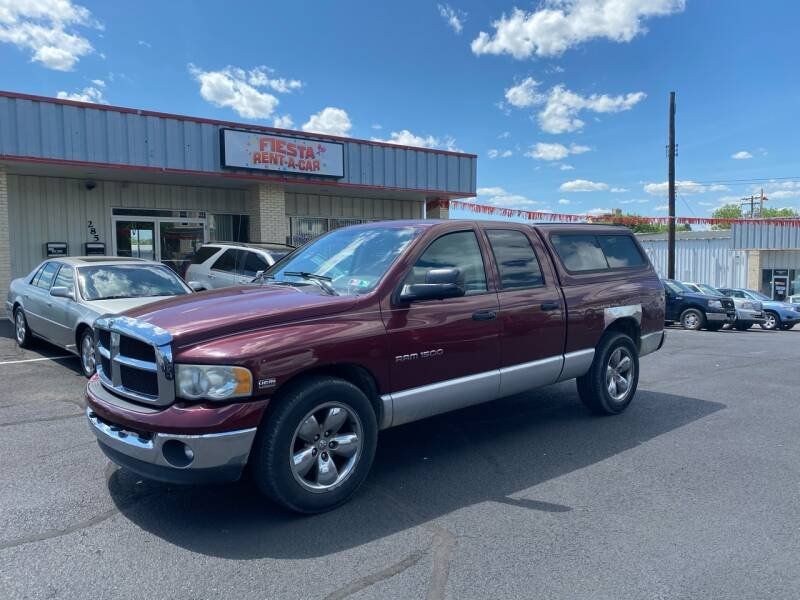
[742,302,754,310]
[175,364,252,401]
[708,300,722,309]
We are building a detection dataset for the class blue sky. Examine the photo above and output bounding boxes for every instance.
[2,0,799,220]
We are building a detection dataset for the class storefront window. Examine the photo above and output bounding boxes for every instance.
[289,216,372,247]
[208,214,249,243]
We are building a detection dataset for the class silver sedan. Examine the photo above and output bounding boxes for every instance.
[5,257,193,377]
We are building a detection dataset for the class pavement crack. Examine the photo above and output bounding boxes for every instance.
[0,412,82,428]
[322,547,429,600]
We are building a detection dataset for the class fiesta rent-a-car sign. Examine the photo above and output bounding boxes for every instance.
[220,128,345,177]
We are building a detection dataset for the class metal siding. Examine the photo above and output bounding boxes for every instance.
[286,191,420,220]
[761,250,800,269]
[639,236,747,288]
[733,223,800,249]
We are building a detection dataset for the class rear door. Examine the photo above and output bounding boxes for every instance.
[25,262,60,339]
[383,228,501,425]
[483,227,566,396]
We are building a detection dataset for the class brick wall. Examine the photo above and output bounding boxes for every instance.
[0,167,10,299]
[248,183,289,244]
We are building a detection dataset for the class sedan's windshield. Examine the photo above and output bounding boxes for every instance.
[78,265,190,301]
[746,289,771,301]
[264,225,421,296]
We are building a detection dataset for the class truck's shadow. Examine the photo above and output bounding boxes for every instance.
[108,384,723,559]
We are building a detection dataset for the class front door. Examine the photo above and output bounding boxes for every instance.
[383,228,501,426]
[115,220,156,261]
[482,227,566,396]
[114,217,206,275]
[773,276,789,301]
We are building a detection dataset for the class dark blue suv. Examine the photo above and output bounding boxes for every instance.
[663,279,737,331]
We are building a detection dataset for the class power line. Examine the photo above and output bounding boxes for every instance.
[679,176,800,186]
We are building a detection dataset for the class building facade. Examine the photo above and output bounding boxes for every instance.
[0,91,476,295]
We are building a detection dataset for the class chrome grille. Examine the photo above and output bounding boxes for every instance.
[94,316,174,406]
[721,298,735,312]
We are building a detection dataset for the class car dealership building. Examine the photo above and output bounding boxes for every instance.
[0,91,476,296]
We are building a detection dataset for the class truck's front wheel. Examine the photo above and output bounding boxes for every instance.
[576,332,639,415]
[250,376,377,513]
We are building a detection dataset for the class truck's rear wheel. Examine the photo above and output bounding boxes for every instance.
[576,332,639,415]
[250,376,377,513]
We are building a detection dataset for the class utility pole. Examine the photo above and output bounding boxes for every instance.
[667,91,676,279]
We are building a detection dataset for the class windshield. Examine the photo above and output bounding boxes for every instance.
[664,280,690,294]
[745,289,771,301]
[264,225,421,295]
[78,265,190,301]
[697,284,724,297]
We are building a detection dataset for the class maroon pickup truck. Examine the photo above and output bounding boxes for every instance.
[86,220,665,512]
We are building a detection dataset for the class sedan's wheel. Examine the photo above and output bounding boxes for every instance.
[761,311,780,330]
[80,330,96,378]
[680,308,705,331]
[781,324,795,331]
[251,376,377,513]
[14,308,32,348]
[576,332,639,415]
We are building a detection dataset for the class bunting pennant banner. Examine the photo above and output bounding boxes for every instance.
[436,199,800,228]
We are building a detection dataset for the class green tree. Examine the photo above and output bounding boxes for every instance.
[595,212,691,233]
[711,203,799,229]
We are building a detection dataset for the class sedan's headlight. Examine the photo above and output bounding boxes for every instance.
[708,300,722,309]
[741,301,754,310]
[176,364,252,401]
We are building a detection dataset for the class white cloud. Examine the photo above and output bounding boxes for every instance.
[538,85,646,134]
[644,180,728,195]
[558,198,571,205]
[610,187,629,193]
[760,181,800,200]
[655,204,669,211]
[471,0,686,59]
[189,64,305,119]
[731,150,753,160]
[476,186,541,209]
[586,207,612,217]
[303,107,352,137]
[560,179,609,192]
[437,3,466,34]
[498,131,510,139]
[273,114,294,129]
[371,123,383,130]
[505,77,544,108]
[56,83,107,104]
[0,0,102,70]
[526,141,590,161]
[372,129,460,151]
[137,40,151,48]
[487,148,513,159]
[560,164,575,170]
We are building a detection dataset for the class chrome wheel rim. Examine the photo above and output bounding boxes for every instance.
[290,402,363,493]
[683,313,699,329]
[81,334,96,375]
[15,311,26,344]
[606,347,634,403]
[765,314,776,329]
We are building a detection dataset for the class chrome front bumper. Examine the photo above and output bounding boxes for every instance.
[706,312,736,322]
[87,408,257,484]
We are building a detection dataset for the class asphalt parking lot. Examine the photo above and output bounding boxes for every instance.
[1,322,799,600]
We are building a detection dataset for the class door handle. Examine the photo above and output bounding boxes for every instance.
[472,310,497,321]
[208,273,216,279]
[540,301,559,311]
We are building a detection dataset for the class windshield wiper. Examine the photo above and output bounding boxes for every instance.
[283,271,338,296]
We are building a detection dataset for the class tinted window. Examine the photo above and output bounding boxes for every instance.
[34,263,60,289]
[405,231,487,294]
[597,235,646,268]
[52,266,75,294]
[486,229,543,289]
[77,265,188,301]
[550,235,608,272]
[241,251,268,276]
[191,246,221,265]
[211,249,240,273]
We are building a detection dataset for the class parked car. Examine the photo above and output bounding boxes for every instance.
[663,279,736,330]
[718,288,800,330]
[6,257,193,377]
[681,282,764,330]
[86,221,666,513]
[185,242,294,290]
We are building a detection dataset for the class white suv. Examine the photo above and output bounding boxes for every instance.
[185,242,293,290]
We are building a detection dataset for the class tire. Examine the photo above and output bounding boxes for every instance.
[705,323,723,331]
[79,328,96,378]
[734,322,752,331]
[576,332,639,416]
[781,324,795,331]
[761,311,780,330]
[13,307,33,348]
[680,308,705,331]
[250,376,378,513]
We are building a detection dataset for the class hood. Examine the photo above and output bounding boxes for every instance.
[121,284,360,347]
[678,291,721,302]
[86,296,176,315]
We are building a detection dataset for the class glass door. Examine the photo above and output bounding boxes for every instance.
[159,221,206,276]
[115,220,156,261]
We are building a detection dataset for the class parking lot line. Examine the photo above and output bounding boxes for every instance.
[0,355,74,366]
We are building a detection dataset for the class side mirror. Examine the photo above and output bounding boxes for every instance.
[50,286,74,300]
[400,268,465,302]
[187,281,205,292]
[254,270,265,280]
